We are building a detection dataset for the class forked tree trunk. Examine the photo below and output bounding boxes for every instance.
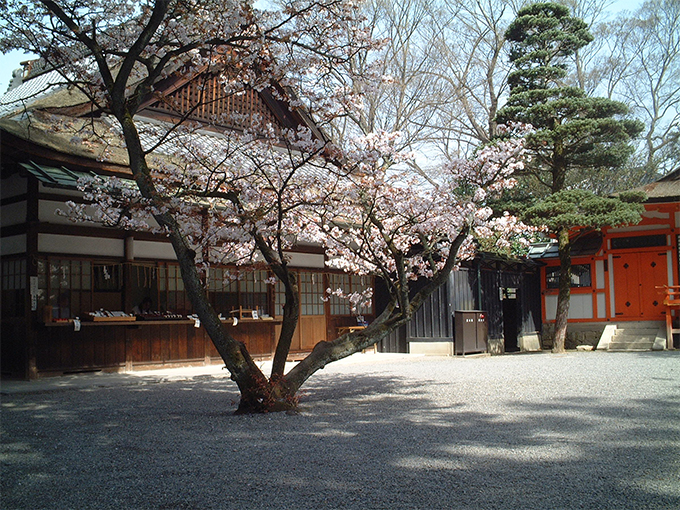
[63,1,398,414]
[270,272,299,378]
[553,226,572,353]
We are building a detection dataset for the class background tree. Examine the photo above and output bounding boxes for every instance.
[495,2,644,352]
[330,0,515,174]
[599,0,680,179]
[558,0,680,191]
[1,0,527,411]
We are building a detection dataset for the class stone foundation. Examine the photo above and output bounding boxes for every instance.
[409,341,455,356]
[487,337,504,355]
[541,323,607,350]
[519,333,542,351]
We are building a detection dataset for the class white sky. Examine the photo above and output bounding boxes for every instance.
[0,0,645,94]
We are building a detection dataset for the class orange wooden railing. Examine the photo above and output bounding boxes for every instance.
[657,285,680,350]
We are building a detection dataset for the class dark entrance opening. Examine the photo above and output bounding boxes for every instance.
[502,288,519,352]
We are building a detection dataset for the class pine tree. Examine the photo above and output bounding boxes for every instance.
[496,2,644,352]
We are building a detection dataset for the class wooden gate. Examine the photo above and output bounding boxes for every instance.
[613,251,669,319]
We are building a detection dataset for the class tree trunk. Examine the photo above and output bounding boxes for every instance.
[270,272,299,378]
[553,226,572,353]
[283,301,402,395]
[283,231,471,396]
[115,110,280,413]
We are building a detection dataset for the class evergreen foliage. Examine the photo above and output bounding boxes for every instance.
[496,2,644,195]
[495,2,645,352]
[524,189,645,232]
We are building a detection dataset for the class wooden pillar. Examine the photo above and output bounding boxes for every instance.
[25,175,40,379]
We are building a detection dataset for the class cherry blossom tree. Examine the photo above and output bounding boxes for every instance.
[1,0,526,412]
[285,127,528,392]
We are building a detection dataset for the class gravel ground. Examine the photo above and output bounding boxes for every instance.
[2,351,679,510]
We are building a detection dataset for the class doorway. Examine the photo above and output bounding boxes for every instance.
[502,288,519,352]
[612,251,668,320]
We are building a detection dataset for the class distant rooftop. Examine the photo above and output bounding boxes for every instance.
[630,168,680,202]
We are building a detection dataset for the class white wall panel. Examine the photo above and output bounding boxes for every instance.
[597,292,606,318]
[1,202,26,227]
[39,200,103,226]
[38,233,124,257]
[286,251,325,268]
[0,234,27,256]
[595,260,605,289]
[134,240,177,260]
[545,293,594,320]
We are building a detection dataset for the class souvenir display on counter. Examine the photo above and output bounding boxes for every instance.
[135,311,185,320]
[132,297,153,315]
[132,297,184,320]
[85,310,137,322]
[229,306,262,320]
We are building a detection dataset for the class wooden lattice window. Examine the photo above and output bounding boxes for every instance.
[159,264,193,314]
[274,271,325,317]
[239,270,269,316]
[328,273,372,316]
[300,272,324,316]
[207,267,239,316]
[1,258,27,318]
[38,258,94,319]
[152,74,280,132]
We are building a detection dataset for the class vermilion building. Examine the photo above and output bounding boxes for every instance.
[529,170,680,350]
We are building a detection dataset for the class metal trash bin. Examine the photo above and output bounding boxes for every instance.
[454,310,488,354]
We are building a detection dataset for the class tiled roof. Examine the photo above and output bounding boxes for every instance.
[0,68,73,118]
[631,168,680,201]
[528,232,604,260]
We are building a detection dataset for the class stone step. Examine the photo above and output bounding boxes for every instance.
[608,338,655,351]
[613,321,664,329]
[598,322,667,351]
[613,329,658,338]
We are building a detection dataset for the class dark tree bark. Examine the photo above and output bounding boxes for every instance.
[553,226,572,353]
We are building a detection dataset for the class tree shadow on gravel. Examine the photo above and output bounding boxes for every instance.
[2,367,679,510]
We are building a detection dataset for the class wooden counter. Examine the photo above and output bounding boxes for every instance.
[36,317,281,373]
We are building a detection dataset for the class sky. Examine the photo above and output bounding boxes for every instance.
[0,0,645,94]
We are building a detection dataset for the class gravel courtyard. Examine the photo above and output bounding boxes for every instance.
[2,351,679,510]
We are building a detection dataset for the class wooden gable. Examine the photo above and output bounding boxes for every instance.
[141,71,314,137]
[144,73,277,131]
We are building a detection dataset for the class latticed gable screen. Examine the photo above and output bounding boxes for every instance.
[150,74,281,132]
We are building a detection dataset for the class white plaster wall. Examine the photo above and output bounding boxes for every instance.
[597,292,606,318]
[39,200,107,226]
[0,234,27,256]
[545,293,593,320]
[39,200,75,225]
[668,249,675,286]
[38,233,124,257]
[595,260,605,289]
[133,240,177,260]
[1,202,26,227]
[286,252,325,268]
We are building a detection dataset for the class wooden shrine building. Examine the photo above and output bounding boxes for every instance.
[0,61,373,379]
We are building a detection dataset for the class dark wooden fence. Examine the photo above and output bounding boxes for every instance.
[378,257,542,354]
